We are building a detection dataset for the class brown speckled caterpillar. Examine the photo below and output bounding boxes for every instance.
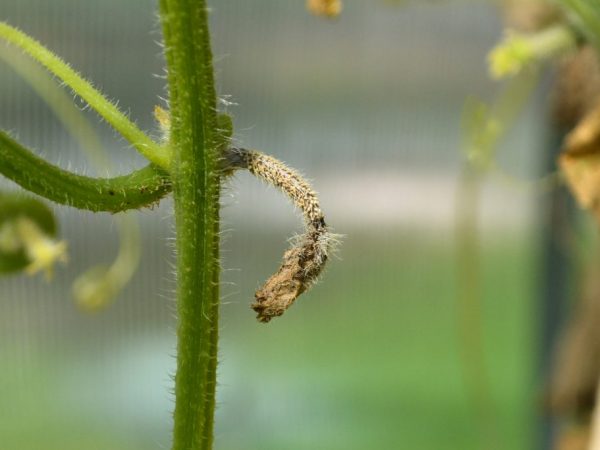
[224,147,336,323]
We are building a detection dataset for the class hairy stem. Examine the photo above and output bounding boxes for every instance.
[159,1,222,449]
[0,132,171,212]
[0,21,171,169]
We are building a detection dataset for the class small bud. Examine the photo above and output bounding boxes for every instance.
[154,105,171,141]
[461,99,501,170]
[307,0,342,19]
[489,33,534,79]
[71,213,140,312]
[72,265,116,312]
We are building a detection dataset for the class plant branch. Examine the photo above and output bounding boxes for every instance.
[159,0,222,449]
[0,21,171,169]
[0,132,171,212]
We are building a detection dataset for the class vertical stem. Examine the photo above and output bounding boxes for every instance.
[537,128,573,450]
[454,166,497,449]
[159,1,221,449]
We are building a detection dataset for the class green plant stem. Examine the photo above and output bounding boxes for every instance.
[0,44,111,170]
[558,0,600,48]
[159,1,222,449]
[455,166,498,450]
[0,132,171,212]
[0,21,171,169]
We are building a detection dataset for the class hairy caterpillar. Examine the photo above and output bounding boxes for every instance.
[224,148,337,322]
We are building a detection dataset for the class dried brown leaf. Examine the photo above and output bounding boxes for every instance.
[554,47,600,127]
[560,94,600,222]
[555,426,590,450]
[560,152,600,216]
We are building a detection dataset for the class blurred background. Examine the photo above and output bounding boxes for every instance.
[0,1,568,449]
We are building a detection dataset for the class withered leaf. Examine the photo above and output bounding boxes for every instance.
[560,152,600,222]
[560,98,600,223]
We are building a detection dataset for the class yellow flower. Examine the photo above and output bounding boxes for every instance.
[16,216,68,280]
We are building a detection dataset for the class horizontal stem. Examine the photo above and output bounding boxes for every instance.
[0,132,171,212]
[0,21,171,169]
